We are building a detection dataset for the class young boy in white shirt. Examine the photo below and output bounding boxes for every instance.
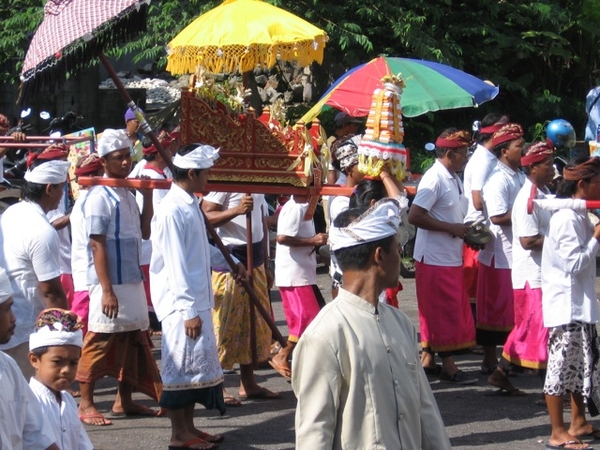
[28,309,93,450]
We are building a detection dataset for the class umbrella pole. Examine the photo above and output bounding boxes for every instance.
[98,52,168,161]
[245,213,258,369]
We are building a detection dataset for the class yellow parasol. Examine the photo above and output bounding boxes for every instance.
[166,0,328,75]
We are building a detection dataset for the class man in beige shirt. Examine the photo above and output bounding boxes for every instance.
[292,198,451,449]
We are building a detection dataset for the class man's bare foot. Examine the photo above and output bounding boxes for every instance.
[569,423,600,440]
[79,406,113,426]
[238,386,281,399]
[111,401,158,416]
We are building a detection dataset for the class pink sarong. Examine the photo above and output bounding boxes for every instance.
[501,283,548,370]
[415,261,476,352]
[71,290,90,335]
[60,273,74,308]
[279,285,322,343]
[462,244,479,302]
[476,260,514,332]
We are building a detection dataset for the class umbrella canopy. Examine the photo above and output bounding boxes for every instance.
[19,0,149,104]
[299,56,499,122]
[166,0,328,75]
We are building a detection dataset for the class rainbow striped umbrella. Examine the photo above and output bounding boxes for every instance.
[300,56,499,123]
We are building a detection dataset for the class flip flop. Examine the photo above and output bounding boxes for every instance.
[168,437,216,450]
[223,395,243,407]
[79,412,113,426]
[238,387,282,400]
[197,430,225,443]
[268,359,291,380]
[545,440,593,449]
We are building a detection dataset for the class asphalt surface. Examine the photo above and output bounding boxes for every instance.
[82,268,600,450]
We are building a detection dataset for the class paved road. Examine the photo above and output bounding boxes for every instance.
[83,270,600,450]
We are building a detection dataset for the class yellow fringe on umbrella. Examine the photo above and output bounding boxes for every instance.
[167,37,327,75]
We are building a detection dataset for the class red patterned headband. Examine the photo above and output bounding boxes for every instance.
[435,130,472,149]
[491,123,524,148]
[521,139,554,167]
[480,124,503,134]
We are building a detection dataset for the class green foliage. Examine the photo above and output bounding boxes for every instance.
[0,0,597,148]
[0,0,44,84]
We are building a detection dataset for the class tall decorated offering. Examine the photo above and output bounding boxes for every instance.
[357,74,407,181]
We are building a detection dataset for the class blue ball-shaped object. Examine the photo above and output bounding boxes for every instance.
[546,119,576,149]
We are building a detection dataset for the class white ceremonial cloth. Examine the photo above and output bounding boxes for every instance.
[478,161,525,269]
[293,289,452,450]
[29,377,93,450]
[0,352,55,450]
[511,178,552,289]
[132,164,172,265]
[542,208,600,328]
[0,201,61,350]
[463,144,497,223]
[150,183,233,322]
[202,192,267,245]
[412,159,468,267]
[275,197,317,286]
[70,190,90,292]
[160,308,224,390]
[88,282,149,333]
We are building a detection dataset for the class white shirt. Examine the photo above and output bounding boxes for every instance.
[511,179,552,289]
[202,192,267,245]
[47,187,71,275]
[132,164,171,265]
[84,183,144,286]
[150,184,234,321]
[463,144,497,223]
[0,352,55,450]
[29,377,93,450]
[293,289,452,450]
[542,208,600,327]
[412,159,468,267]
[478,162,525,268]
[0,201,61,350]
[70,190,90,292]
[275,197,317,287]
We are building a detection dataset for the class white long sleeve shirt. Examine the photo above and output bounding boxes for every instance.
[542,208,600,327]
[150,183,235,321]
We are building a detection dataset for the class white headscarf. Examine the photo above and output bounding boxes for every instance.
[98,129,132,157]
[0,268,13,304]
[330,198,400,251]
[24,160,70,184]
[173,144,219,169]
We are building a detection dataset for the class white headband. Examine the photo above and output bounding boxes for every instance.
[330,198,400,252]
[24,160,70,185]
[98,129,132,157]
[0,268,12,304]
[173,144,220,169]
[29,321,83,351]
